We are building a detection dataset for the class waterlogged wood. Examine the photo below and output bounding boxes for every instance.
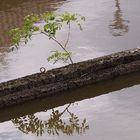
[0,48,140,108]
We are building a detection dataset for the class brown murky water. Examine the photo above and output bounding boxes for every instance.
[0,0,140,139]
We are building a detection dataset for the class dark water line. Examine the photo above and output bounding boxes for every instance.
[0,71,140,123]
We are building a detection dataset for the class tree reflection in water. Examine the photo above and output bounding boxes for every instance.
[109,0,129,36]
[12,103,89,136]
[12,114,45,136]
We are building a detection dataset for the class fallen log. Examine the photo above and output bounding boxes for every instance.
[0,48,140,108]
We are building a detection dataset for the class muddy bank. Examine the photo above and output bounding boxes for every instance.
[0,48,140,108]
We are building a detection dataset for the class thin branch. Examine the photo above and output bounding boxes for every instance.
[41,31,73,64]
[41,31,63,49]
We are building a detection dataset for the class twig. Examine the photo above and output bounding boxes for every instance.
[41,31,73,64]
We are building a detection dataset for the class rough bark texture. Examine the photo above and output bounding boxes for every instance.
[0,48,140,108]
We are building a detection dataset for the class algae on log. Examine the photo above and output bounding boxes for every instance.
[0,48,140,109]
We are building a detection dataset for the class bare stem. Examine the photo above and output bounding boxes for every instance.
[60,103,71,116]
[51,103,71,118]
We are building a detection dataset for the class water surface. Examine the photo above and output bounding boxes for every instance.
[0,0,140,82]
[0,72,140,140]
[0,1,140,139]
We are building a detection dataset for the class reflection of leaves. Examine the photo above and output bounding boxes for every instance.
[46,109,89,136]
[12,104,89,136]
[46,110,64,135]
[12,115,45,136]
[65,113,89,135]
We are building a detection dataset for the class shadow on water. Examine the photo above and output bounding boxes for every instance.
[109,0,129,36]
[0,0,68,48]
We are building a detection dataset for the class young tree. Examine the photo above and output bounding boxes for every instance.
[9,12,85,72]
